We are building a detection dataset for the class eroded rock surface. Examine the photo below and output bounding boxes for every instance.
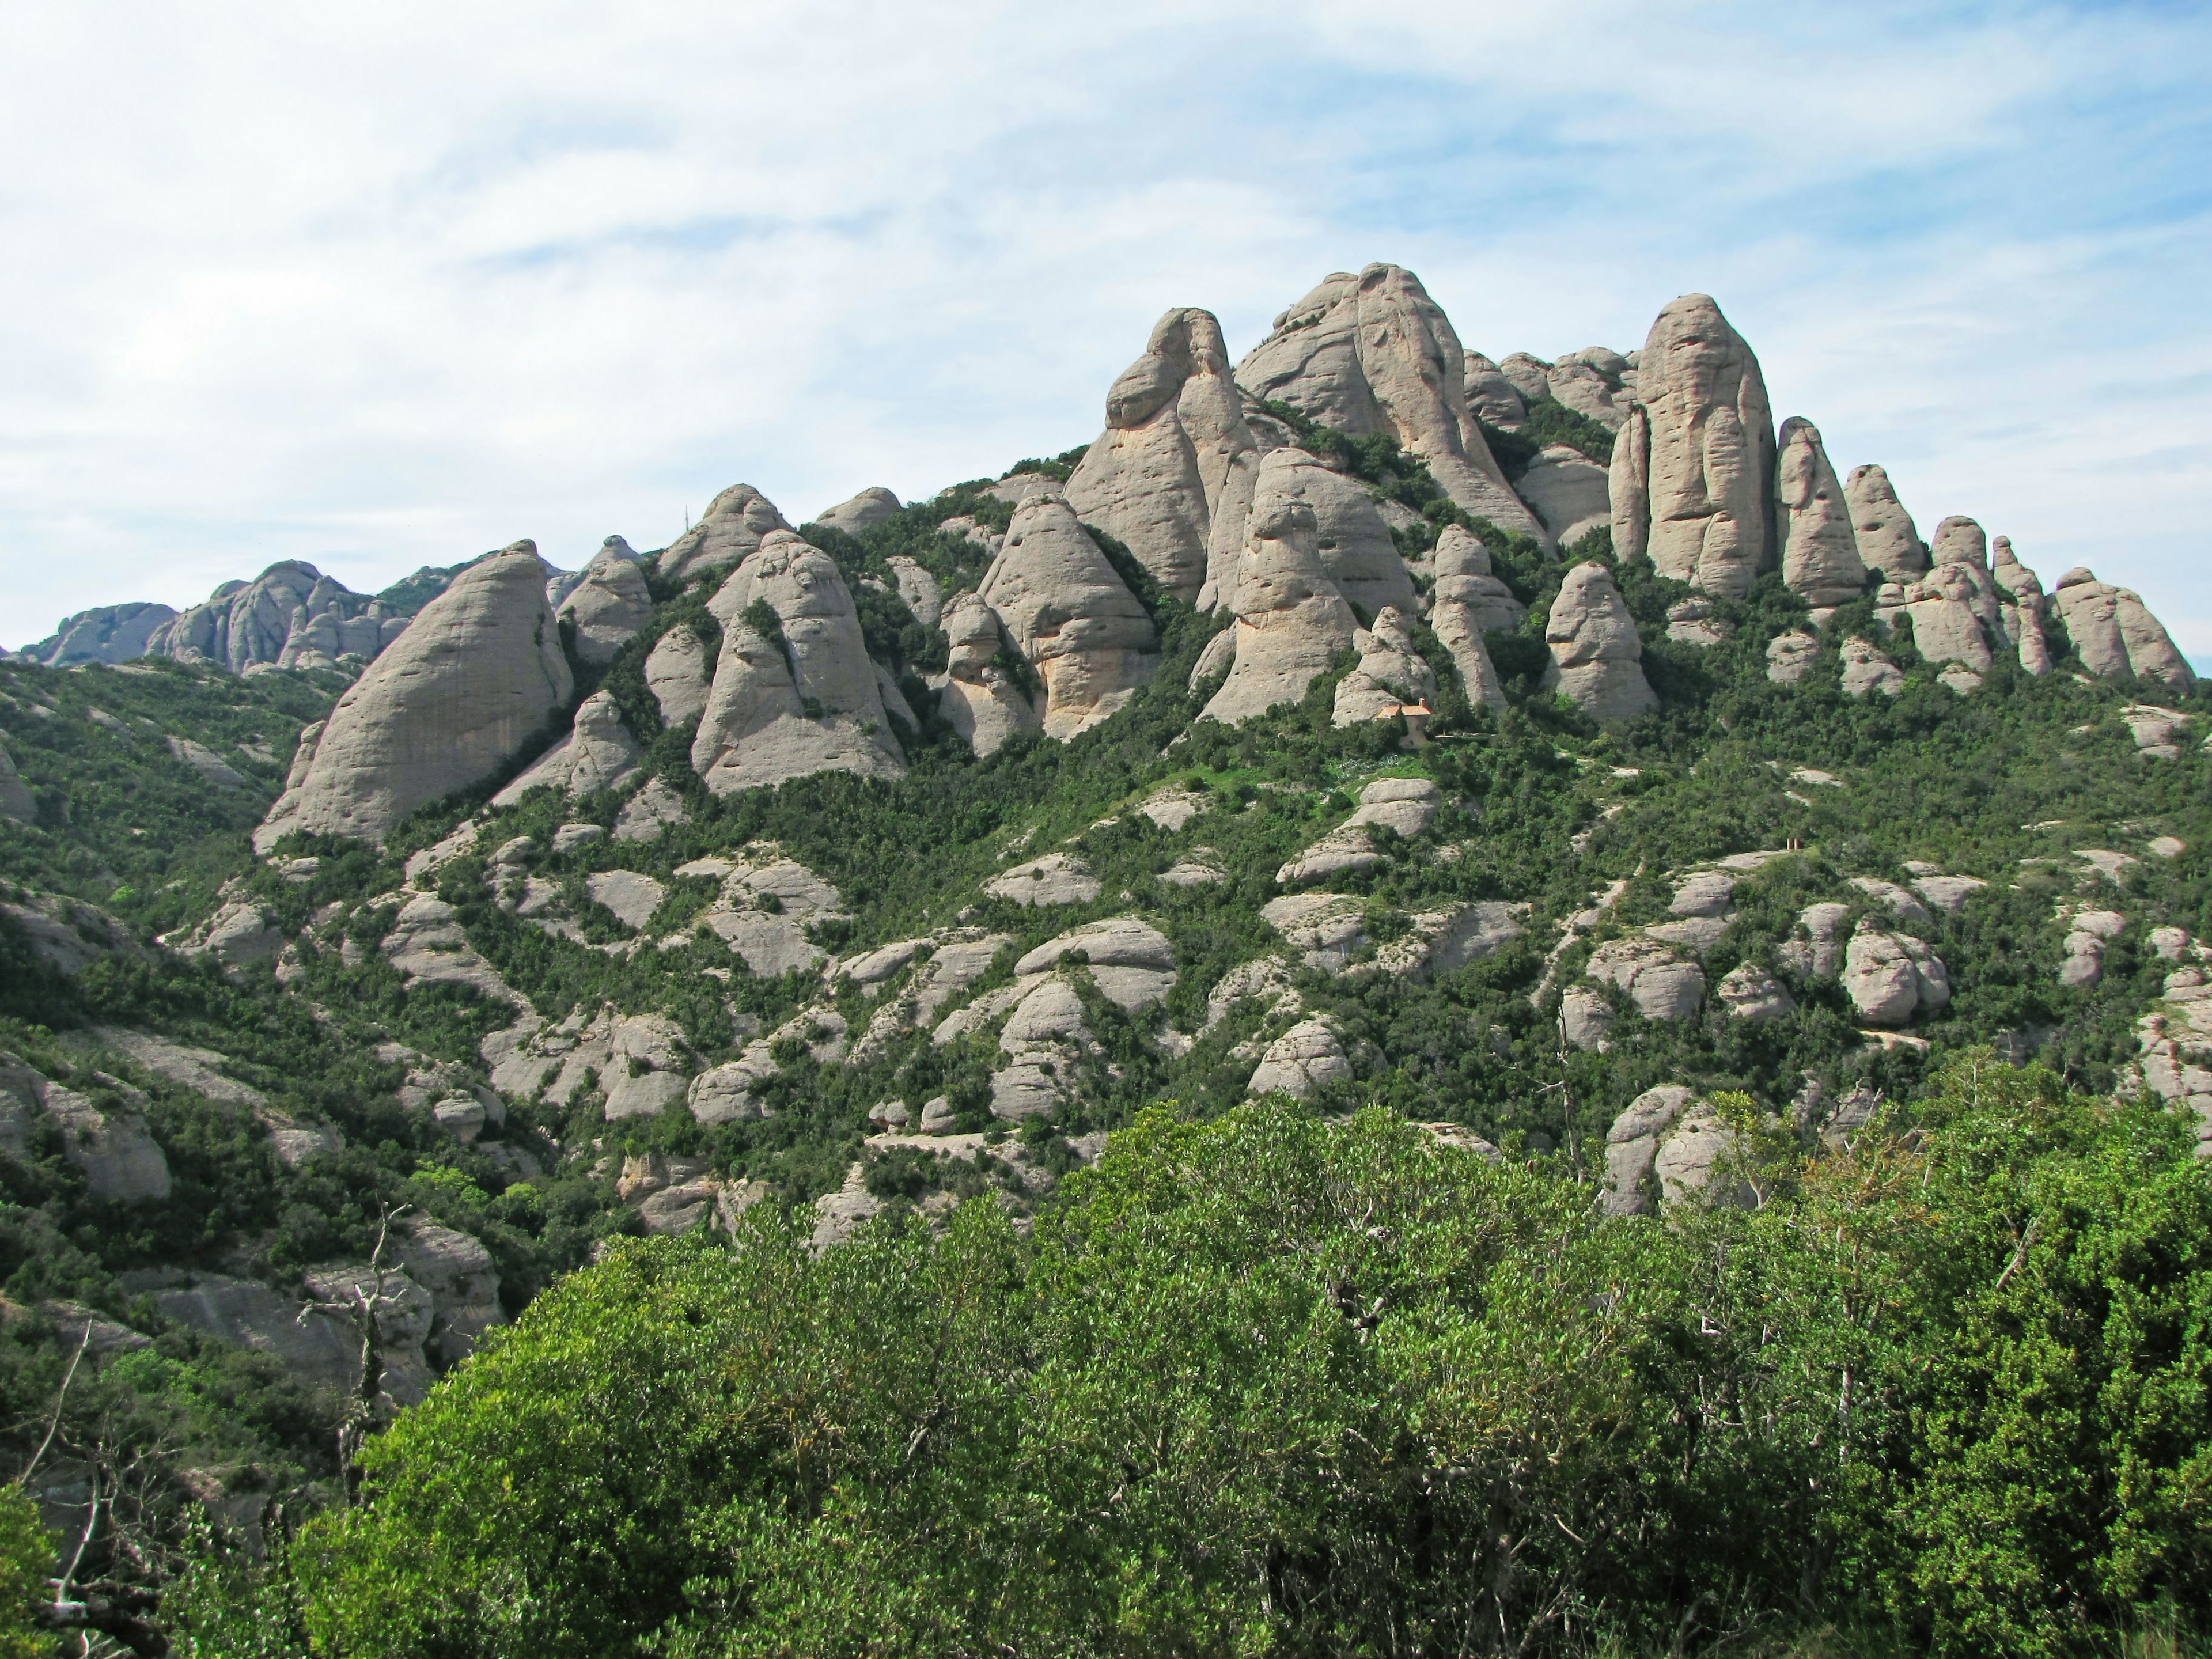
[980,497,1157,740]
[1541,563,1657,720]
[1775,418,1865,608]
[660,484,794,588]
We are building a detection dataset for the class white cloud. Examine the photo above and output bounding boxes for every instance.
[1,0,2206,648]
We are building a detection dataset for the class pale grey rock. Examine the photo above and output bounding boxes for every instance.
[1546,358,1629,431]
[151,1273,392,1401]
[1427,526,1518,710]
[1201,478,1360,725]
[430,1096,486,1143]
[986,853,1099,907]
[991,978,1092,1121]
[643,626,713,727]
[908,933,1012,1028]
[1462,351,1528,427]
[1775,418,1866,607]
[1902,565,1995,674]
[660,484,793,588]
[1204,956,1297,1032]
[1912,875,1987,914]
[935,593,1040,757]
[1516,445,1612,551]
[77,1027,266,1107]
[1332,607,1437,726]
[1601,1085,1694,1215]
[810,1166,884,1251]
[1160,854,1226,887]
[0,747,33,824]
[688,1057,775,1126]
[986,472,1066,507]
[1403,900,1526,978]
[255,545,572,850]
[166,736,247,789]
[146,562,413,676]
[555,541,652,666]
[2051,569,2196,690]
[1541,562,1657,719]
[550,823,603,853]
[1585,937,1704,1019]
[1015,915,1176,1010]
[1234,264,1547,544]
[1989,537,2054,676]
[1260,892,1370,973]
[1255,448,1417,619]
[172,897,285,972]
[0,1055,171,1201]
[1137,786,1210,830]
[692,533,906,794]
[1247,1018,1351,1099]
[1774,902,1853,979]
[585,869,665,931]
[1651,1104,1756,1211]
[1930,515,1987,570]
[884,556,944,628]
[979,497,1156,739]
[1717,963,1796,1020]
[493,691,643,805]
[1560,987,1616,1051]
[18,601,179,667]
[0,896,147,977]
[605,1069,689,1120]
[613,777,688,842]
[1767,630,1820,684]
[1188,626,1238,691]
[1277,777,1443,885]
[1616,294,1774,597]
[812,487,901,536]
[837,938,929,997]
[1850,876,1931,924]
[1839,636,1904,698]
[1843,465,1927,583]
[2121,704,2190,760]
[1496,352,1555,406]
[1670,871,1737,918]
[1842,922,1950,1025]
[1666,595,1729,647]
[1608,402,1652,560]
[382,895,526,1007]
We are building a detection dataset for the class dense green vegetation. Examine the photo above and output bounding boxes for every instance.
[171,1059,2211,1657]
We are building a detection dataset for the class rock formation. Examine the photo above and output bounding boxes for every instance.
[1247,1019,1352,1099]
[659,484,794,588]
[1610,294,1774,597]
[0,748,34,824]
[978,495,1157,740]
[1774,418,1866,610]
[555,540,652,665]
[254,544,573,850]
[1234,264,1548,546]
[1462,352,1527,427]
[1200,488,1359,725]
[643,626,713,726]
[18,603,177,667]
[1843,465,1927,583]
[691,533,907,793]
[1841,922,1950,1025]
[1839,636,1904,698]
[491,691,643,805]
[1066,308,1256,603]
[885,557,944,628]
[1202,446,1413,621]
[1332,608,1437,726]
[2052,569,2196,690]
[1427,527,1520,711]
[1516,446,1612,551]
[935,593,1041,756]
[1541,562,1657,720]
[1546,354,1630,430]
[1989,536,2054,675]
[812,487,901,536]
[147,562,413,674]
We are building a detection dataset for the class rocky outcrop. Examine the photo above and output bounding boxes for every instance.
[18,603,178,667]
[2051,569,2195,690]
[1839,637,1904,698]
[1516,446,1612,551]
[885,557,944,628]
[691,533,907,794]
[978,496,1157,740]
[1602,1086,1755,1215]
[1277,777,1443,885]
[1767,631,1820,684]
[0,748,34,824]
[812,487,900,536]
[643,626,713,726]
[935,593,1041,756]
[0,1052,171,1202]
[1066,308,1255,602]
[1990,537,2053,676]
[148,562,412,674]
[1546,353,1631,430]
[1462,351,1527,427]
[2057,907,2126,990]
[491,691,643,805]
[555,540,652,665]
[1247,1019,1351,1099]
[985,853,1099,907]
[1717,964,1796,1020]
[659,484,794,587]
[1842,922,1950,1025]
[1843,465,1927,583]
[1200,485,1359,725]
[254,544,573,850]
[1203,448,1414,620]
[1332,608,1436,726]
[1611,294,1774,597]
[1541,562,1657,720]
[1234,264,1548,545]
[1427,527,1520,710]
[1775,418,1865,609]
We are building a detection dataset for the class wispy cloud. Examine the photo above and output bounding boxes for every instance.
[2,1,2206,651]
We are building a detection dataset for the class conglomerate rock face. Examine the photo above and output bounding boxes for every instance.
[1541,562,1656,721]
[1201,486,1359,726]
[979,495,1158,741]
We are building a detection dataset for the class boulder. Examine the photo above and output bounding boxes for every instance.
[812,487,901,536]
[17,601,178,667]
[691,534,906,794]
[1842,922,1950,1025]
[1541,562,1657,720]
[1066,308,1253,602]
[934,593,1041,757]
[1775,418,1866,607]
[1717,963,1796,1020]
[1427,526,1519,710]
[1247,1018,1352,1099]
[1560,987,1616,1051]
[492,691,643,805]
[556,540,652,666]
[1612,294,1774,597]
[641,624,714,729]
[1601,1085,1694,1215]
[1988,537,2053,676]
[174,897,285,971]
[986,853,1100,907]
[1839,637,1904,698]
[660,484,794,588]
[1234,264,1548,544]
[1767,630,1820,684]
[1516,445,1612,551]
[978,497,1157,740]
[0,1055,171,1202]
[1462,351,1528,427]
[1776,901,1853,979]
[146,562,408,675]
[1585,937,1703,1019]
[392,1222,504,1367]
[884,556,944,628]
[253,544,572,850]
[2051,569,2195,690]
[1200,484,1360,725]
[1332,607,1437,726]
[1206,446,1414,619]
[1843,464,1927,583]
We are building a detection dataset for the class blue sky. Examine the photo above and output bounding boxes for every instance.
[3,1,2207,657]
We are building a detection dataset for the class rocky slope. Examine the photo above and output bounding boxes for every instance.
[3,263,2209,1615]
